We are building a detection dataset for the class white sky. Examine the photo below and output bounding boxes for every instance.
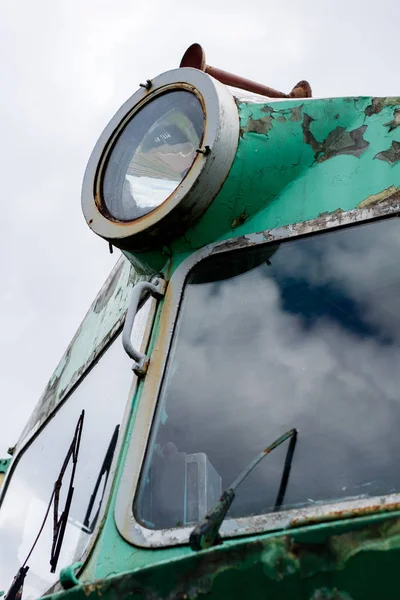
[0,0,399,455]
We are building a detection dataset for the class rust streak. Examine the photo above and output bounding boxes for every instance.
[290,501,400,528]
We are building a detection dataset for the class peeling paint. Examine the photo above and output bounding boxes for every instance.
[42,512,400,599]
[365,97,400,116]
[374,140,400,164]
[231,210,247,229]
[357,184,400,208]
[302,114,369,163]
[18,257,148,447]
[290,105,303,122]
[384,108,400,131]
[241,114,273,136]
[92,261,124,314]
[16,93,400,600]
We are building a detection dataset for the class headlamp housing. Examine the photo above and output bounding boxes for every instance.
[82,68,239,252]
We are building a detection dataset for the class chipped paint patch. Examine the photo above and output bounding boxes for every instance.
[357,185,400,208]
[302,114,369,163]
[93,260,124,314]
[365,97,400,116]
[384,108,400,132]
[231,210,248,229]
[241,114,273,136]
[375,140,400,164]
[290,105,303,122]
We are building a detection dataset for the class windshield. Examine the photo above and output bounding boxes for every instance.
[136,217,400,530]
[0,302,150,600]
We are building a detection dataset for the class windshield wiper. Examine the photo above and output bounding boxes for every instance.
[50,409,84,572]
[4,411,85,600]
[189,428,297,551]
[83,424,119,534]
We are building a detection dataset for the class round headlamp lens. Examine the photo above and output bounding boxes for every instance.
[102,90,204,222]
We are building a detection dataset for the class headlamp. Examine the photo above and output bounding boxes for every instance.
[82,67,239,252]
[102,90,204,222]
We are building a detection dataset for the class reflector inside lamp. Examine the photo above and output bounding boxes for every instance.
[102,90,204,222]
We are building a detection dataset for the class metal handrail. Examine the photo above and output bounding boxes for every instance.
[122,277,166,377]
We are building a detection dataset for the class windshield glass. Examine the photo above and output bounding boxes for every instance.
[0,302,150,600]
[136,217,400,530]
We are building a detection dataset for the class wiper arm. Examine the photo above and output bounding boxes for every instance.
[4,411,85,600]
[50,410,84,572]
[189,428,297,551]
[4,567,29,600]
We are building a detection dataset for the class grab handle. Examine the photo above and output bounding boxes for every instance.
[122,277,166,377]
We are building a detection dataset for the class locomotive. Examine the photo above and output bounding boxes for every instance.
[2,43,400,600]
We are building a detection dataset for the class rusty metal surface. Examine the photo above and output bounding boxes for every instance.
[115,197,400,549]
[42,510,400,600]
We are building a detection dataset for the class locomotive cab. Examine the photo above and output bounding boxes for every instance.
[2,44,400,600]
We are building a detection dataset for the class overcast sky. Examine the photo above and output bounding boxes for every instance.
[0,0,399,455]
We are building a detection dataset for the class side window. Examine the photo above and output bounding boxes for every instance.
[0,301,151,600]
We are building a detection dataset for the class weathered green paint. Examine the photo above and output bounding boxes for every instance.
[176,96,400,251]
[14,94,400,599]
[0,459,10,475]
[129,95,400,275]
[18,258,149,449]
[59,563,82,591]
[45,511,400,599]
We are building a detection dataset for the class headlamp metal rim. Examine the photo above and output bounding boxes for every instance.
[81,67,239,251]
[93,82,207,224]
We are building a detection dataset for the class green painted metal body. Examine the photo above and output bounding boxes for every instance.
[128,95,400,274]
[8,93,400,599]
[41,514,400,599]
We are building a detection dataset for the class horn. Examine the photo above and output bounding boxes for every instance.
[180,43,312,99]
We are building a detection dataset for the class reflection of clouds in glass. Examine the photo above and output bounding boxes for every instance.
[274,219,400,340]
[124,175,177,217]
[103,91,203,222]
[142,219,400,526]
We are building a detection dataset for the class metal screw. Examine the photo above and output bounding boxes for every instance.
[139,79,152,90]
[196,145,211,156]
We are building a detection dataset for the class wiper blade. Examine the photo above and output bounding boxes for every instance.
[189,428,297,551]
[50,410,84,572]
[4,411,85,600]
[83,424,119,533]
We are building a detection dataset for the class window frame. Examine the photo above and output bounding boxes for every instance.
[115,197,400,548]
[0,296,157,593]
